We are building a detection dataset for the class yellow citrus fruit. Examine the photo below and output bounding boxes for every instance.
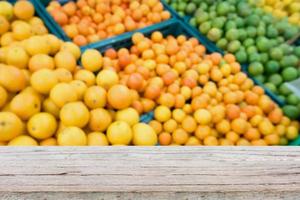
[216,119,231,134]
[10,92,41,120]
[0,16,9,35]
[6,46,29,69]
[204,136,219,146]
[154,105,171,122]
[96,69,119,89]
[45,34,62,55]
[87,132,109,146]
[107,121,133,145]
[264,134,280,145]
[74,69,96,86]
[172,128,189,145]
[57,127,87,146]
[28,54,55,72]
[30,69,58,94]
[54,68,73,83]
[81,49,103,72]
[115,108,139,126]
[172,109,186,123]
[0,1,13,20]
[84,86,106,109]
[286,126,299,140]
[258,119,275,136]
[50,83,78,107]
[0,64,27,92]
[60,101,90,128]
[1,33,14,46]
[133,123,157,146]
[27,112,57,140]
[12,21,32,41]
[21,86,43,101]
[42,98,60,118]
[40,137,57,146]
[185,136,201,146]
[194,109,212,125]
[0,86,8,108]
[8,135,38,146]
[0,112,23,142]
[88,108,112,132]
[25,36,51,56]
[195,125,211,140]
[231,118,249,135]
[70,80,87,100]
[54,50,76,72]
[13,0,35,20]
[60,42,81,60]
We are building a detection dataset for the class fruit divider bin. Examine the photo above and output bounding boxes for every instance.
[81,18,300,145]
[35,0,178,51]
[8,0,61,37]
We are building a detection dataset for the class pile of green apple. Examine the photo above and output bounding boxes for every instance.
[166,0,300,119]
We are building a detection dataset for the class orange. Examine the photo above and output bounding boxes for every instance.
[172,109,186,123]
[264,134,280,145]
[13,0,34,20]
[6,46,29,69]
[216,119,231,135]
[181,115,197,133]
[96,69,119,89]
[236,139,251,146]
[0,16,9,35]
[127,73,144,90]
[45,34,62,55]
[195,125,211,140]
[57,127,87,146]
[154,105,171,122]
[107,121,133,145]
[163,119,177,133]
[81,49,103,72]
[268,108,283,124]
[89,108,112,132]
[50,83,78,107]
[0,64,26,92]
[107,84,132,109]
[185,136,201,146]
[158,93,175,108]
[60,42,81,60]
[0,112,23,142]
[87,132,108,146]
[60,101,90,128]
[149,120,163,135]
[25,36,51,56]
[0,86,8,108]
[54,68,73,83]
[84,86,106,109]
[226,131,240,143]
[12,21,32,40]
[194,109,212,125]
[251,139,267,146]
[55,51,77,72]
[159,132,172,145]
[258,119,275,136]
[74,69,96,86]
[172,128,188,145]
[226,104,240,120]
[133,123,157,146]
[231,118,248,134]
[10,92,41,120]
[116,108,139,126]
[40,138,57,146]
[28,54,55,72]
[244,128,260,141]
[42,98,60,118]
[203,136,218,146]
[30,69,58,94]
[27,113,57,140]
[8,135,38,146]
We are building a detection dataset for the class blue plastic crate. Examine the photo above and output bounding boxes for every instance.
[37,0,177,50]
[7,0,61,37]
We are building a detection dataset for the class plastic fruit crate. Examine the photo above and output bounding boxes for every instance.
[36,0,176,50]
[84,18,300,145]
[7,0,61,37]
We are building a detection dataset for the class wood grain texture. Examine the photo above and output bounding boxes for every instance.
[0,147,299,199]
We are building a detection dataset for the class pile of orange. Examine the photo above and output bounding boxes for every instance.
[0,0,49,47]
[96,31,299,146]
[46,0,171,46]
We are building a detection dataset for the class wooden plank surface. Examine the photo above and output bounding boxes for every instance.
[0,147,299,199]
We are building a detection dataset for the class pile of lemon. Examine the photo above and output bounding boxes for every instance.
[252,0,300,26]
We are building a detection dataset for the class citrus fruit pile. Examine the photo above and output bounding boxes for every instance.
[251,0,300,26]
[167,0,300,119]
[0,0,48,47]
[46,0,171,46]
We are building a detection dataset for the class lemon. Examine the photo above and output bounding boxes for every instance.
[133,123,157,146]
